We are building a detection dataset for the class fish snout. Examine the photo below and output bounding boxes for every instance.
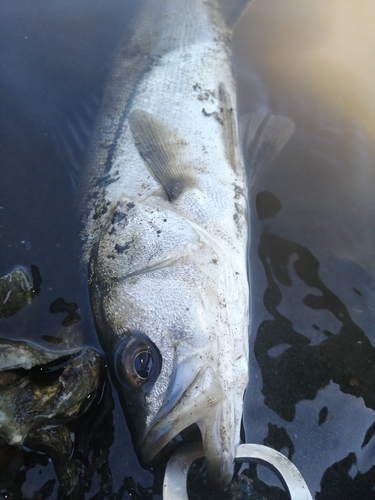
[141,364,239,486]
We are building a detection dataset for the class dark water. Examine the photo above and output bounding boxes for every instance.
[1,0,375,498]
[236,2,375,498]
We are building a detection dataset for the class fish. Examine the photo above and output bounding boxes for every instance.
[80,0,294,487]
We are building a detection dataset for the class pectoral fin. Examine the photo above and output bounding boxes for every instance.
[129,110,197,201]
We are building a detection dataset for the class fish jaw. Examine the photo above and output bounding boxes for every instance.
[139,354,248,487]
[109,320,248,487]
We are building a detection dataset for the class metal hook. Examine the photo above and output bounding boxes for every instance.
[163,441,313,500]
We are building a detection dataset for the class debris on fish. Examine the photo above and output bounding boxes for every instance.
[0,265,41,319]
[80,0,294,487]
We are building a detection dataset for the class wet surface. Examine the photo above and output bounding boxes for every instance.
[236,2,375,498]
[1,0,375,498]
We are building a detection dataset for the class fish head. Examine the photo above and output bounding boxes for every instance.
[89,198,249,486]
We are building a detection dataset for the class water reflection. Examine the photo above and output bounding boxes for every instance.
[244,189,375,496]
[236,4,375,494]
[256,222,375,419]
[235,0,375,144]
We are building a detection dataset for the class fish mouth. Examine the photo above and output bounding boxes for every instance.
[140,364,236,487]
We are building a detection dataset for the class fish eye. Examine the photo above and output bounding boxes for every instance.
[115,335,161,390]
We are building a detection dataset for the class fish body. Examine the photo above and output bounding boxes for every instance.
[82,0,251,486]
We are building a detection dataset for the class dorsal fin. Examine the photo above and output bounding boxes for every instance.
[216,0,253,27]
[129,109,197,201]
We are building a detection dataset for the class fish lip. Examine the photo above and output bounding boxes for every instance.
[139,364,236,486]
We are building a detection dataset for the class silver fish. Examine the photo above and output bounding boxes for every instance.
[81,0,293,486]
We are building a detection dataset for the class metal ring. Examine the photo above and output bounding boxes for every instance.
[163,441,313,500]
